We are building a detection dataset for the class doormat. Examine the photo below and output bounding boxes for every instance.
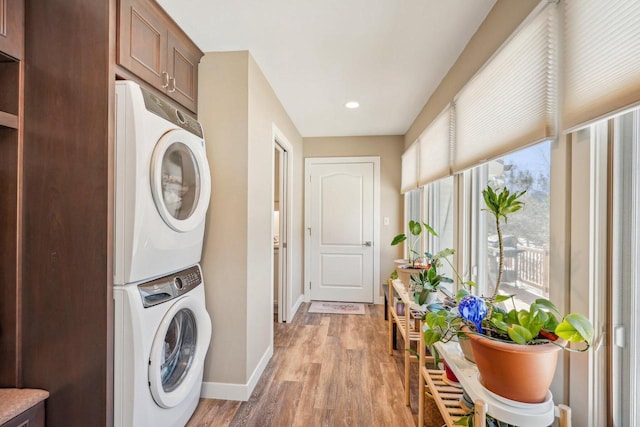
[308,301,366,315]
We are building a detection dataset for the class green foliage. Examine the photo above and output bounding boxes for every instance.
[410,251,456,305]
[482,186,526,224]
[390,220,438,266]
[484,296,594,348]
[389,269,398,280]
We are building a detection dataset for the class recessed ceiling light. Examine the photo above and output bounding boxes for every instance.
[345,101,360,109]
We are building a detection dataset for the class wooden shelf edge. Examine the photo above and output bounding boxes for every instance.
[0,111,19,129]
[422,368,470,427]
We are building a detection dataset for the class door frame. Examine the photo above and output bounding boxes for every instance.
[304,156,381,304]
[272,125,293,323]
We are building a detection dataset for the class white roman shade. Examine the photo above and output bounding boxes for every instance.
[453,3,557,172]
[418,106,452,187]
[563,0,640,131]
[400,143,418,194]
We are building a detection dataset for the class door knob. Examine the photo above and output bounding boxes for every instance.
[362,241,372,247]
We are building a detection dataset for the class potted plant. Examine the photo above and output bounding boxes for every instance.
[410,249,463,306]
[391,220,437,268]
[391,221,437,290]
[422,185,594,404]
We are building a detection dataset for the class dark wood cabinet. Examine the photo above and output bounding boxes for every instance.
[117,0,202,112]
[0,0,23,388]
[2,401,45,427]
[0,0,24,60]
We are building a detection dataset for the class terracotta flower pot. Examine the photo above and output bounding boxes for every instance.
[463,326,561,403]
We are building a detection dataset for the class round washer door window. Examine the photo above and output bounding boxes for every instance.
[148,295,212,408]
[150,129,211,233]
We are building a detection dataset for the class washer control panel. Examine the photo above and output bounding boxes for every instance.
[138,265,203,308]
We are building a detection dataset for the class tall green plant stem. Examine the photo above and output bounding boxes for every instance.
[487,215,504,319]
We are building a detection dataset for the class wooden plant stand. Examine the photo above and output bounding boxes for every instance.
[387,279,433,406]
[417,318,573,426]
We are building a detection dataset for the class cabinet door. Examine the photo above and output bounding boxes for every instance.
[0,0,24,60]
[117,0,168,92]
[167,31,202,113]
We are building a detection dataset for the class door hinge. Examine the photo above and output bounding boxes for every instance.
[309,281,312,289]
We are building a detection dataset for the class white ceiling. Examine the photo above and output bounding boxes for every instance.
[157,0,496,137]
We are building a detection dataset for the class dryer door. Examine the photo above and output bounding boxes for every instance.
[150,129,211,233]
[148,294,212,409]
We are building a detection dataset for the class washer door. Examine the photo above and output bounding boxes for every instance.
[148,294,212,409]
[150,129,211,233]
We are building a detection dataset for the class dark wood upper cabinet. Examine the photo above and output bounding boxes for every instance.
[117,0,202,112]
[0,0,24,60]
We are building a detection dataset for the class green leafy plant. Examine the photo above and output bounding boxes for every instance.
[391,220,438,267]
[482,185,525,318]
[421,185,594,352]
[410,247,476,305]
[486,296,594,347]
[479,185,593,348]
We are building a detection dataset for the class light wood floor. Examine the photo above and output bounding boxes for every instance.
[186,303,420,427]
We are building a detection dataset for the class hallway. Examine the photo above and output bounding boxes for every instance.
[187,303,418,426]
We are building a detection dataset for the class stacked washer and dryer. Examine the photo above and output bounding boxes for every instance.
[113,81,212,427]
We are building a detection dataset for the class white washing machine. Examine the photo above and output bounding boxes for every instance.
[114,264,212,427]
[114,80,211,285]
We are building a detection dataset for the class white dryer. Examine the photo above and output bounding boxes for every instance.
[114,264,212,427]
[114,81,211,285]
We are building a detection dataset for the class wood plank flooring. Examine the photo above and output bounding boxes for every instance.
[187,303,420,427]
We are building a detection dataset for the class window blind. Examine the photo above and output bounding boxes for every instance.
[563,0,640,131]
[418,106,452,187]
[400,143,418,194]
[453,3,557,173]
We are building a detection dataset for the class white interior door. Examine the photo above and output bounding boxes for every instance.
[307,159,376,303]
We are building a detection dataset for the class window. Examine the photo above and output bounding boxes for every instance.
[467,141,551,310]
[611,109,640,427]
[423,176,455,291]
[404,188,422,260]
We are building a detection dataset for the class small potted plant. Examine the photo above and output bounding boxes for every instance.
[394,222,442,289]
[391,220,437,268]
[410,249,463,306]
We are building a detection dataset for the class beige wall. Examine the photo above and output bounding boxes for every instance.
[303,136,405,282]
[198,51,303,392]
[404,0,539,149]
[247,55,304,371]
[199,52,249,385]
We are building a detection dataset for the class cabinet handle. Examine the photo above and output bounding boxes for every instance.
[168,76,176,93]
[161,71,170,88]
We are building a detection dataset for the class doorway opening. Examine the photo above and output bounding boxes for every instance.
[273,130,292,323]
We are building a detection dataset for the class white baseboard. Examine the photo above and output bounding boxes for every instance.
[289,294,304,321]
[200,345,273,401]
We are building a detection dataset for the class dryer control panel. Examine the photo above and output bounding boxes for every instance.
[140,86,204,138]
[138,265,203,308]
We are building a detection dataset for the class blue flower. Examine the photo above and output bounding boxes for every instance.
[459,295,487,334]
